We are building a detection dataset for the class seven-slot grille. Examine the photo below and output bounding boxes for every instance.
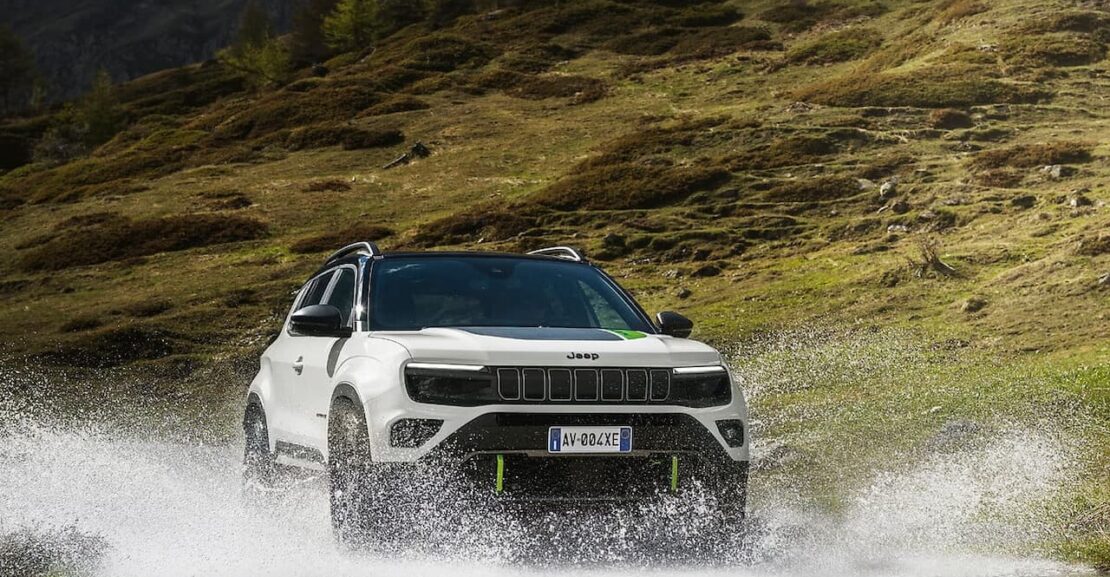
[494,367,672,403]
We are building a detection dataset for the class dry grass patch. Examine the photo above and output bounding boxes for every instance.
[507,75,608,103]
[971,142,1093,170]
[284,124,404,151]
[20,214,269,271]
[795,66,1048,107]
[760,1,887,33]
[786,28,883,65]
[412,203,538,246]
[290,224,396,254]
[360,96,430,116]
[928,108,974,129]
[531,164,731,210]
[763,175,860,202]
[1002,33,1107,67]
[935,0,987,26]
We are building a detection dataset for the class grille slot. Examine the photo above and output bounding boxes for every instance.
[497,368,520,401]
[495,367,675,404]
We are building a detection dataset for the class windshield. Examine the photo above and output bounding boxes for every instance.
[369,256,653,332]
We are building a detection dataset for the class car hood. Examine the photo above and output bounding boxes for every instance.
[371,327,722,368]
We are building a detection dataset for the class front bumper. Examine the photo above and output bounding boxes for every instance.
[427,412,749,502]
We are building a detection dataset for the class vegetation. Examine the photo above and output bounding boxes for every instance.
[786,28,883,65]
[19,214,268,271]
[795,66,1048,107]
[218,0,292,88]
[0,25,37,115]
[0,0,1107,567]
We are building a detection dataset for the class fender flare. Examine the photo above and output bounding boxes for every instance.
[330,382,363,409]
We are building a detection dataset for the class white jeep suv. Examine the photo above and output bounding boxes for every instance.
[243,242,750,544]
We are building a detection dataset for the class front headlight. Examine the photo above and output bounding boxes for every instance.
[404,363,496,406]
[669,366,732,408]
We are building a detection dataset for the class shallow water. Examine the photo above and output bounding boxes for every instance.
[0,410,1093,577]
[0,328,1098,577]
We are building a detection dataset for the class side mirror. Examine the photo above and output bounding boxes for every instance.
[290,305,352,338]
[656,311,693,338]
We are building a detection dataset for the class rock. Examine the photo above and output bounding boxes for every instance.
[962,297,987,313]
[891,199,911,214]
[887,224,910,233]
[311,64,329,77]
[676,287,693,299]
[690,264,721,278]
[1070,194,1093,208]
[1098,273,1109,288]
[602,232,625,248]
[918,209,938,221]
[691,248,711,261]
[879,180,897,199]
[1011,195,1037,209]
[662,269,682,279]
[857,178,877,191]
[1041,164,1076,179]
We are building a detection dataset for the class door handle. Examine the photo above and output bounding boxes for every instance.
[292,356,304,375]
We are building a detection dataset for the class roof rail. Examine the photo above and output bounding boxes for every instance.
[326,241,382,264]
[527,246,587,262]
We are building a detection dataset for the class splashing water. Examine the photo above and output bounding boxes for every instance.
[0,330,1098,577]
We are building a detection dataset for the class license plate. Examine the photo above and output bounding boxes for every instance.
[548,426,632,454]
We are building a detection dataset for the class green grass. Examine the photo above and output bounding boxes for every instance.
[0,0,1107,566]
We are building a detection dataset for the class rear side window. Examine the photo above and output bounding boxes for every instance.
[300,271,335,309]
[326,268,357,325]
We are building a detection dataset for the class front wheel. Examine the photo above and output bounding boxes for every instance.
[243,403,276,499]
[329,398,397,548]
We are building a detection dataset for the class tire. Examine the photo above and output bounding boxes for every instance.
[243,402,276,497]
[713,460,749,526]
[328,397,390,548]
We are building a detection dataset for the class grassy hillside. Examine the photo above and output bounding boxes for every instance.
[0,0,1106,568]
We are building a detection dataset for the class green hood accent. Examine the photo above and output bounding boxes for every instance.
[606,329,648,340]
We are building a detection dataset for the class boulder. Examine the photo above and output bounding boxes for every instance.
[962,297,987,313]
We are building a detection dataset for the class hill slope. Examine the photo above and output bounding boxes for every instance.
[0,0,1107,567]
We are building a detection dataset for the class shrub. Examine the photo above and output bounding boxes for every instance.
[971,142,1092,170]
[412,203,537,246]
[763,175,859,202]
[670,4,743,27]
[928,108,974,129]
[605,28,684,56]
[361,95,430,116]
[727,133,838,170]
[972,168,1023,188]
[583,117,725,167]
[37,325,180,368]
[382,33,498,72]
[498,44,580,73]
[795,66,1049,108]
[531,163,731,210]
[60,316,105,332]
[284,123,403,150]
[20,214,269,271]
[304,179,352,192]
[508,75,608,103]
[1003,34,1107,67]
[341,128,404,150]
[290,223,396,253]
[760,1,886,33]
[669,26,779,60]
[1075,233,1110,257]
[786,28,883,65]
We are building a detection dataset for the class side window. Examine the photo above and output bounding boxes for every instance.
[300,271,335,309]
[325,268,357,326]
